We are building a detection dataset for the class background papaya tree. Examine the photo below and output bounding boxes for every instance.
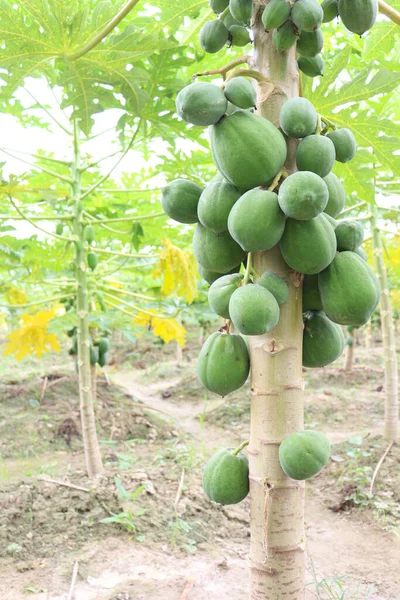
[0,0,243,477]
[165,1,400,597]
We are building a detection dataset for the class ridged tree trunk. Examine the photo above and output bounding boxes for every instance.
[365,320,372,353]
[371,204,399,442]
[344,342,354,372]
[72,122,104,477]
[248,5,305,598]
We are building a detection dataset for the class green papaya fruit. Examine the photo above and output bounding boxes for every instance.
[176,82,227,127]
[279,430,330,480]
[291,0,323,31]
[323,172,345,217]
[318,251,380,326]
[273,20,299,52]
[84,225,95,244]
[87,252,98,271]
[223,11,241,28]
[302,274,323,311]
[98,338,109,355]
[211,111,287,190]
[296,135,335,178]
[278,171,329,220]
[346,335,354,346]
[327,128,357,163]
[229,0,253,24]
[229,25,252,46]
[228,189,286,251]
[303,310,345,367]
[280,214,337,275]
[198,331,250,396]
[338,0,377,35]
[262,0,291,30]
[229,284,280,335]
[335,220,364,251]
[208,273,244,318]
[257,271,289,305]
[161,179,203,224]
[67,327,77,338]
[355,247,367,261]
[98,352,109,367]
[297,55,324,77]
[322,0,339,22]
[56,223,64,235]
[198,180,241,233]
[279,97,318,138]
[202,448,249,504]
[210,0,229,13]
[199,20,230,53]
[224,77,257,109]
[72,335,78,354]
[90,346,99,366]
[193,223,246,274]
[296,28,324,57]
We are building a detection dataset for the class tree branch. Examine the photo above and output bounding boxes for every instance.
[378,0,400,25]
[65,0,141,61]
[0,293,73,309]
[7,195,75,242]
[195,55,251,80]
[93,246,155,259]
[0,149,72,184]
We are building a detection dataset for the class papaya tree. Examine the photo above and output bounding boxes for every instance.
[0,0,226,478]
[161,0,400,596]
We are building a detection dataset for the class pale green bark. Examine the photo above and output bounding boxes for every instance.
[248,4,305,598]
[371,204,399,442]
[72,123,103,477]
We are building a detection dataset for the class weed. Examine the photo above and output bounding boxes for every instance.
[99,477,146,536]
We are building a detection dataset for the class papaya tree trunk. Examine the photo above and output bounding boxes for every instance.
[370,204,399,442]
[248,7,305,598]
[344,342,354,372]
[72,121,103,477]
[365,320,372,353]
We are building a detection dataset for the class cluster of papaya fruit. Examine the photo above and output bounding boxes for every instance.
[202,429,331,505]
[68,327,111,368]
[163,81,379,398]
[201,0,377,78]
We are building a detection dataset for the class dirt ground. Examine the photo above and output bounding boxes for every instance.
[1,329,399,600]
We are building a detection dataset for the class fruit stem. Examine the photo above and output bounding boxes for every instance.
[315,115,323,135]
[321,115,337,131]
[243,252,253,285]
[194,56,250,80]
[268,170,283,192]
[232,440,250,456]
[226,68,269,83]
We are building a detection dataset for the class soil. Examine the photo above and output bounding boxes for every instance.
[0,330,399,600]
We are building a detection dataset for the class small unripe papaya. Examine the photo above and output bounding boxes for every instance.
[291,0,323,32]
[297,55,324,78]
[210,0,229,13]
[229,25,251,46]
[84,225,95,244]
[229,0,253,24]
[224,77,257,109]
[297,29,324,57]
[87,252,98,271]
[199,20,230,54]
[262,0,291,31]
[56,223,64,235]
[327,128,357,163]
[338,0,377,35]
[273,20,299,53]
[321,0,339,22]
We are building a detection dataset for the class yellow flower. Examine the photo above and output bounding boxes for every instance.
[152,240,198,304]
[134,311,187,347]
[4,309,60,361]
[4,288,27,306]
